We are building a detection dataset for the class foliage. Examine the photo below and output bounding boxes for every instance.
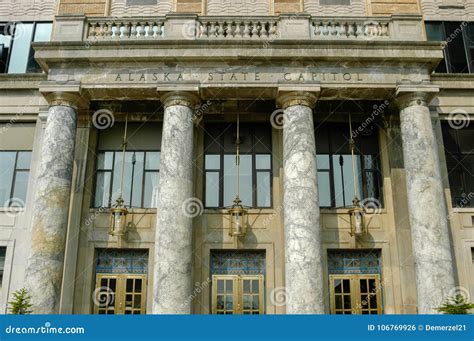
[8,288,33,315]
[436,294,474,314]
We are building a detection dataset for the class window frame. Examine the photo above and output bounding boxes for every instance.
[93,150,160,209]
[425,21,473,74]
[0,150,32,207]
[315,124,383,209]
[0,21,52,74]
[441,123,474,207]
[203,124,273,209]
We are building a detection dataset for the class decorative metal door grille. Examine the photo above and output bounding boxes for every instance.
[328,249,381,275]
[96,249,148,274]
[210,250,265,275]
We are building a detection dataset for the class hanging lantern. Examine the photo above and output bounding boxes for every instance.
[348,197,366,237]
[347,115,367,237]
[228,197,247,237]
[108,114,129,240]
[109,196,128,237]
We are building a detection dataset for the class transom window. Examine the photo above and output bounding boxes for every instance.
[93,123,161,208]
[442,123,473,207]
[0,151,32,207]
[315,122,382,208]
[204,123,272,208]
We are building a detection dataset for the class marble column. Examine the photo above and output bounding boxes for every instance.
[152,91,199,314]
[277,91,325,314]
[24,92,82,314]
[396,89,456,314]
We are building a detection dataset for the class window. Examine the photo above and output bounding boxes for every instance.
[315,122,382,208]
[0,247,6,288]
[319,0,351,5]
[442,124,474,207]
[0,151,32,207]
[93,123,161,208]
[204,123,272,208]
[425,21,473,74]
[0,22,52,74]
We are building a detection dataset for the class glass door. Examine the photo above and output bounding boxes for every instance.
[94,274,147,314]
[329,274,382,314]
[212,275,264,314]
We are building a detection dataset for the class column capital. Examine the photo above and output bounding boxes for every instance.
[158,89,201,110]
[276,87,320,109]
[395,85,439,110]
[39,82,89,110]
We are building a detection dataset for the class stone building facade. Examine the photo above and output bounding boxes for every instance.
[0,0,473,315]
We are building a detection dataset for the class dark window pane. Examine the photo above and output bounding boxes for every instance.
[27,23,52,72]
[426,22,448,73]
[8,23,34,73]
[445,22,469,73]
[0,247,6,288]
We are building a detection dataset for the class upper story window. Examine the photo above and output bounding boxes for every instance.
[0,22,52,74]
[315,122,383,208]
[442,123,473,207]
[426,21,474,74]
[93,123,161,209]
[204,123,272,208]
[0,151,32,207]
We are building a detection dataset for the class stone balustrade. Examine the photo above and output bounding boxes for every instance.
[53,14,422,42]
[197,18,279,39]
[311,18,390,40]
[87,18,165,39]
